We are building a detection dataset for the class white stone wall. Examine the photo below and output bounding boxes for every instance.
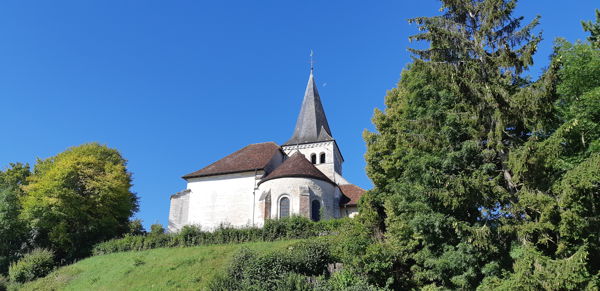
[340,206,359,218]
[185,171,263,230]
[168,189,190,232]
[258,177,338,221]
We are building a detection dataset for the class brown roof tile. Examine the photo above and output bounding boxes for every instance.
[258,151,334,185]
[182,142,281,179]
[339,184,366,206]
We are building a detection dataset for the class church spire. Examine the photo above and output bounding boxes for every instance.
[283,68,333,146]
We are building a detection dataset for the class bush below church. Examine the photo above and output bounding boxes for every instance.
[92,217,349,255]
[208,239,383,291]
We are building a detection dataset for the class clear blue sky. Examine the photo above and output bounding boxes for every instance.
[0,1,597,228]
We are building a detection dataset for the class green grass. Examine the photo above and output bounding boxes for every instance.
[18,240,300,291]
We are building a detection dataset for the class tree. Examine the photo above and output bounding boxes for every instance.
[496,38,600,289]
[582,9,600,48]
[0,188,26,274]
[128,219,146,236]
[149,223,165,235]
[361,0,545,288]
[0,163,30,274]
[21,143,139,260]
[0,163,30,194]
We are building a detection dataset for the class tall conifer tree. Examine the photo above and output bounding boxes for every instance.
[362,0,545,288]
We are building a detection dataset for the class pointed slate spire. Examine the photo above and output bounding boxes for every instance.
[284,71,333,145]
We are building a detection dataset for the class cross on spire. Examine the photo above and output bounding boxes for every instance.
[310,49,314,72]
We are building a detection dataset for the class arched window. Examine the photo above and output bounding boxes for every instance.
[319,153,326,164]
[311,200,321,221]
[310,153,317,164]
[279,197,290,218]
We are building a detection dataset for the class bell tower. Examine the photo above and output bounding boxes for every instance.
[281,69,344,182]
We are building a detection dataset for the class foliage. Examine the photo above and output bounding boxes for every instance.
[93,217,349,255]
[0,188,26,275]
[20,143,139,261]
[503,38,600,286]
[209,239,333,290]
[478,245,594,290]
[209,238,387,291]
[326,269,382,291]
[271,273,314,291]
[582,9,600,48]
[149,223,165,235]
[127,219,146,236]
[0,274,7,291]
[0,163,30,274]
[361,0,600,289]
[8,248,54,284]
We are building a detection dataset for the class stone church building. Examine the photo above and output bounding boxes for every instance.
[168,69,365,232]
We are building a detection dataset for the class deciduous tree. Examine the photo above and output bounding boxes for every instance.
[21,143,139,260]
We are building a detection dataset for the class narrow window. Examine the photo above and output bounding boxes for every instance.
[319,153,326,164]
[311,200,321,221]
[279,197,290,218]
[310,153,317,164]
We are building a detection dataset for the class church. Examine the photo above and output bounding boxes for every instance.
[168,69,366,232]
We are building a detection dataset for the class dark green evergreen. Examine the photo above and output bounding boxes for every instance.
[491,38,600,290]
[362,0,543,288]
[582,9,600,48]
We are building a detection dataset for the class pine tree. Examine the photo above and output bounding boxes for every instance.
[495,37,600,289]
[582,9,600,48]
[361,0,546,288]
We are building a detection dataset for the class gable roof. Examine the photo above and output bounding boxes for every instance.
[182,142,281,179]
[258,151,334,185]
[339,184,366,207]
[283,71,333,146]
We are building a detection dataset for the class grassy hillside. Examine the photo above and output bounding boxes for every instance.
[18,240,300,291]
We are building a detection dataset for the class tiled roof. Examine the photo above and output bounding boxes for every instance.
[182,142,281,179]
[258,151,334,185]
[339,184,366,206]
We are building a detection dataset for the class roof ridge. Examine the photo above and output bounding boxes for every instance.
[246,141,279,146]
[182,142,281,179]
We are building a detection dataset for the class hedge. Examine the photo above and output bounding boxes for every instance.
[92,216,349,255]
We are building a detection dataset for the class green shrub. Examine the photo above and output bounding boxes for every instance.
[128,219,146,236]
[0,274,8,291]
[244,253,292,289]
[273,273,313,291]
[206,273,241,291]
[149,224,165,235]
[212,239,334,290]
[8,248,54,283]
[92,217,346,255]
[208,238,384,290]
[263,216,317,240]
[177,225,202,247]
[326,269,383,291]
[287,240,332,275]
